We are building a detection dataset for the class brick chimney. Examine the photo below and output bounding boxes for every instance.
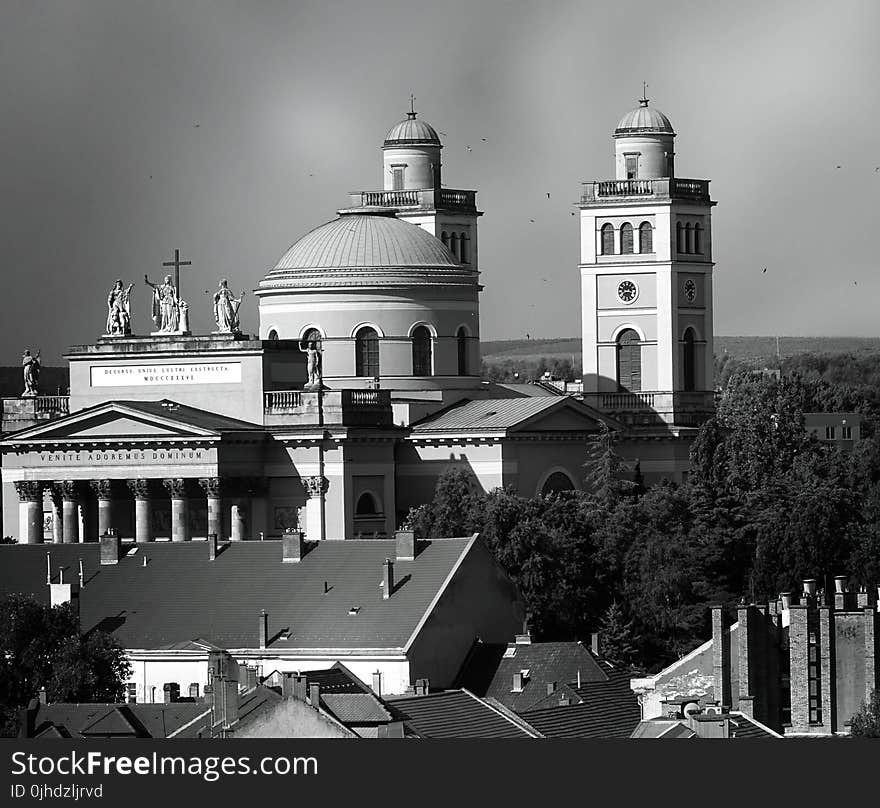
[294,674,308,702]
[590,632,601,657]
[282,530,304,563]
[100,533,121,565]
[395,529,415,561]
[414,678,429,696]
[382,558,394,600]
[259,610,268,649]
[711,605,731,709]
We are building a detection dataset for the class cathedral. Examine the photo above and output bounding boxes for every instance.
[1,96,715,545]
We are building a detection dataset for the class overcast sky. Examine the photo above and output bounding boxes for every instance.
[1,0,877,364]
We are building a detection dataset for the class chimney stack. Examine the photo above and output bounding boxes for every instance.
[382,558,394,600]
[414,678,429,695]
[546,682,557,696]
[372,671,383,697]
[590,632,601,657]
[282,530,305,563]
[395,529,415,561]
[259,610,268,649]
[38,687,47,705]
[163,683,180,704]
[245,666,257,691]
[512,672,523,692]
[803,579,817,600]
[208,533,219,561]
[780,592,792,610]
[309,682,320,707]
[100,532,121,565]
[294,674,308,702]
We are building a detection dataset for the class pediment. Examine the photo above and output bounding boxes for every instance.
[510,400,608,433]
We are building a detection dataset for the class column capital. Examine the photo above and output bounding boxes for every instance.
[302,475,328,499]
[90,479,112,499]
[47,483,63,504]
[126,479,152,500]
[162,478,188,499]
[14,480,42,502]
[57,480,79,501]
[198,477,222,498]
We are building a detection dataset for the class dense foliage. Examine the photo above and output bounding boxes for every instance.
[411,356,880,672]
[850,690,880,738]
[0,595,131,737]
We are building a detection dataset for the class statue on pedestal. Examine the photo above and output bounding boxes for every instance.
[299,339,323,389]
[105,280,134,336]
[213,279,245,334]
[144,274,182,334]
[22,349,41,397]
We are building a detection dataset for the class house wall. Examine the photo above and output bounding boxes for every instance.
[234,698,353,738]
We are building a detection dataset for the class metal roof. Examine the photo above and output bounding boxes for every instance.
[383,113,441,147]
[0,538,475,651]
[615,101,675,136]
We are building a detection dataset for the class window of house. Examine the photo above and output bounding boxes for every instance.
[625,155,638,179]
[459,233,468,263]
[355,492,380,516]
[411,326,433,376]
[457,327,469,375]
[694,223,703,255]
[189,683,200,700]
[616,329,642,392]
[600,223,614,256]
[541,471,575,497]
[825,426,836,440]
[639,222,653,253]
[355,327,380,377]
[441,231,449,248]
[676,222,685,254]
[392,166,405,190]
[267,329,279,341]
[450,232,459,260]
[620,222,634,254]
[842,425,852,440]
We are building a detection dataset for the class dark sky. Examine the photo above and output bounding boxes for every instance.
[1,0,878,364]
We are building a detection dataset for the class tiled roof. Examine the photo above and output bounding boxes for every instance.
[410,396,605,434]
[386,690,542,738]
[519,666,642,739]
[474,640,609,713]
[30,703,209,739]
[729,713,782,739]
[0,537,475,651]
[630,713,782,740]
[321,693,392,723]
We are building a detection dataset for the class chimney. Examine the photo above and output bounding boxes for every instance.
[803,579,817,600]
[309,682,320,707]
[372,671,383,697]
[293,674,308,702]
[282,530,304,563]
[515,632,532,645]
[245,666,257,691]
[382,558,394,600]
[220,676,239,731]
[100,533,121,565]
[512,672,523,692]
[546,681,557,696]
[163,683,180,704]
[711,605,731,709]
[38,687,47,705]
[378,721,405,739]
[208,533,219,561]
[857,586,869,608]
[780,592,792,610]
[559,696,571,707]
[590,632,601,657]
[395,529,415,561]
[834,575,848,610]
[259,610,268,649]
[414,678,429,695]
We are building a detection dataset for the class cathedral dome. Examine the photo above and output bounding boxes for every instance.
[614,100,675,137]
[383,112,442,147]
[259,213,469,290]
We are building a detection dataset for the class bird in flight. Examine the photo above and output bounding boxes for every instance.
[529,219,535,223]
[193,123,200,128]
[481,138,487,142]
[546,193,551,199]
[465,145,472,152]
[835,165,841,169]
[762,267,767,273]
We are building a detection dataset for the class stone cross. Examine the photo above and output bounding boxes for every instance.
[162,249,192,300]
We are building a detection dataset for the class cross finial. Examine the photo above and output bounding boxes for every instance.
[407,93,417,119]
[640,82,649,107]
[162,248,192,298]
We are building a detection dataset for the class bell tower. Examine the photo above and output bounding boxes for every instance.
[578,94,716,429]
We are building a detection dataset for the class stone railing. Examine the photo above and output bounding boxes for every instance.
[263,391,303,412]
[598,391,656,409]
[581,178,710,203]
[33,396,70,416]
[361,190,421,207]
[582,390,716,427]
[1,396,70,433]
[346,188,477,212]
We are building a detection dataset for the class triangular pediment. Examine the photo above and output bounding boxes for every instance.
[2,401,221,445]
[509,399,617,434]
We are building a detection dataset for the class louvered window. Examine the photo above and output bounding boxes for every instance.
[601,223,614,255]
[616,329,642,392]
[683,328,696,391]
[621,223,634,254]
[639,222,653,253]
[412,326,433,376]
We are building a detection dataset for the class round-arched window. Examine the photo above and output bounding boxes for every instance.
[412,326,433,376]
[541,471,575,497]
[355,492,380,516]
[355,327,380,377]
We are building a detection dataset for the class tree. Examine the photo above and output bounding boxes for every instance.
[0,595,131,737]
[583,423,638,507]
[597,601,641,671]
[405,467,486,540]
[850,690,880,738]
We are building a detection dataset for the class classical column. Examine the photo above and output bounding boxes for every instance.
[301,475,328,542]
[48,484,63,544]
[127,479,153,543]
[90,479,113,537]
[163,478,190,542]
[14,481,43,544]
[198,478,222,540]
[58,481,80,544]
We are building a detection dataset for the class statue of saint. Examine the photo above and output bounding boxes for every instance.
[22,349,41,397]
[299,339,323,388]
[105,280,134,336]
[144,274,180,333]
[213,279,245,334]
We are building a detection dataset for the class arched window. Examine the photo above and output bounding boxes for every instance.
[450,232,459,259]
[302,327,321,345]
[355,492,380,516]
[441,231,449,249]
[459,233,468,264]
[267,329,279,341]
[686,223,694,254]
[457,327,469,376]
[683,328,697,392]
[676,222,685,254]
[411,325,433,376]
[355,327,380,377]
[601,223,614,256]
[620,222,634,254]
[616,329,642,392]
[541,471,575,497]
[694,223,703,255]
[639,222,653,254]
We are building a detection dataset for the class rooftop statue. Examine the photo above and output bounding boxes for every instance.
[22,349,41,397]
[144,274,181,334]
[213,279,245,334]
[106,280,134,336]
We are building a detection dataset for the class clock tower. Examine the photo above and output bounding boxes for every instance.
[578,94,716,430]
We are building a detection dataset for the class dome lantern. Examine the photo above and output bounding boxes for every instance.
[613,89,676,180]
[381,96,442,191]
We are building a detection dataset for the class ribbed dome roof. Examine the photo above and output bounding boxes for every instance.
[614,101,675,136]
[383,112,441,147]
[259,213,470,291]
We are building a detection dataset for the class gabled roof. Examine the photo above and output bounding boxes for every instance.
[80,706,142,736]
[629,712,782,740]
[386,690,543,738]
[29,702,209,739]
[1,399,261,444]
[0,537,478,651]
[519,665,642,739]
[410,396,612,436]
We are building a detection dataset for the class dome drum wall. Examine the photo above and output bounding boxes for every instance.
[615,134,675,180]
[382,145,441,191]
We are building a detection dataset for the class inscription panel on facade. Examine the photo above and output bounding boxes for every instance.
[18,448,218,468]
[90,362,242,387]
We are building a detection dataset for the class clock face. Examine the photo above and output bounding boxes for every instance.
[617,280,638,304]
[684,279,697,303]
